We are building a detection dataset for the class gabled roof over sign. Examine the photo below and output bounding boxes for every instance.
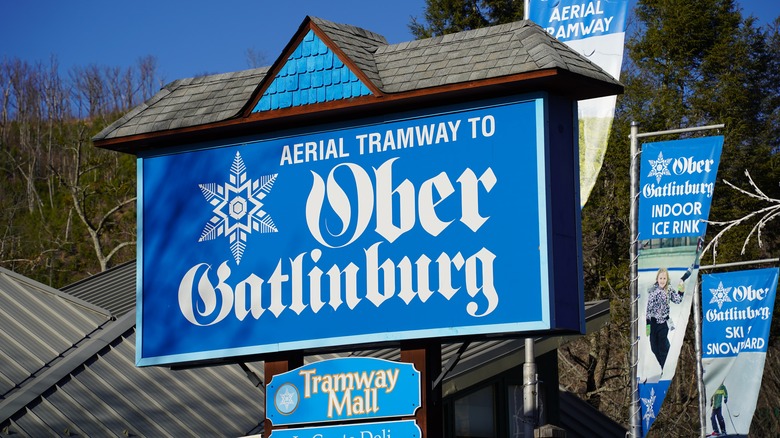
[2,262,623,437]
[251,17,386,111]
[93,16,622,154]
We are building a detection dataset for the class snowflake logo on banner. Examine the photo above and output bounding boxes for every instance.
[709,281,733,309]
[647,151,672,183]
[198,151,278,265]
[274,383,299,415]
[641,387,657,430]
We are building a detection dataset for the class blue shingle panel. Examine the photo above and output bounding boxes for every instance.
[253,29,371,112]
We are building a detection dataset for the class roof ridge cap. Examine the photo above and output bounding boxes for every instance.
[309,16,388,45]
[0,267,113,318]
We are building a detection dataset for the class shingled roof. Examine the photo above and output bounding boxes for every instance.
[372,19,610,93]
[93,16,622,152]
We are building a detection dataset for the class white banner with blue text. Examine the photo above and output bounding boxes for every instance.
[702,268,778,437]
[527,0,629,206]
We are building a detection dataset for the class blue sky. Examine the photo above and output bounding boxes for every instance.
[1,0,777,84]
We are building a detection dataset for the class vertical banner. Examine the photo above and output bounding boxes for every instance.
[702,268,778,437]
[527,0,630,206]
[636,136,723,436]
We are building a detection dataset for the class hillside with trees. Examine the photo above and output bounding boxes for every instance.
[0,57,158,285]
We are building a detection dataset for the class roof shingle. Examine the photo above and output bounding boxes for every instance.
[94,17,621,146]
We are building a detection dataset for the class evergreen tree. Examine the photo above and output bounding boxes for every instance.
[624,0,780,262]
[411,0,780,434]
[409,0,523,38]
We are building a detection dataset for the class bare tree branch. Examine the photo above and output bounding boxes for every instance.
[702,170,780,258]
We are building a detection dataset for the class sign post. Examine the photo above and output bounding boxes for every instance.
[400,341,442,438]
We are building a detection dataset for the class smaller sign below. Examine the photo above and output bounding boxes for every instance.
[269,419,421,438]
[266,357,421,426]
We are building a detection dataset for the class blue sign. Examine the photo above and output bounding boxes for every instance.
[137,94,583,366]
[266,358,420,425]
[638,136,723,240]
[268,420,420,438]
[528,0,630,42]
[702,268,778,357]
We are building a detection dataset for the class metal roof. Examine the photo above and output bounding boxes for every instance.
[0,267,111,406]
[62,260,136,317]
[0,264,269,437]
[93,16,622,145]
[2,261,624,436]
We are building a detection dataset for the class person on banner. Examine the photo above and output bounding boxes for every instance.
[645,267,685,372]
[710,383,729,436]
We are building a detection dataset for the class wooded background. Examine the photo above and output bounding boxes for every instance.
[2,0,778,435]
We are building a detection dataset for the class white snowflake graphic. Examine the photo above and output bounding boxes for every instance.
[198,151,278,264]
[647,151,672,183]
[709,281,733,309]
[641,387,657,430]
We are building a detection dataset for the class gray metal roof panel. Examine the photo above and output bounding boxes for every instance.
[0,268,111,401]
[559,389,627,437]
[62,260,136,317]
[3,317,266,437]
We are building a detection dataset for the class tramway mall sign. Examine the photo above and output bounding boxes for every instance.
[266,357,420,426]
[136,94,585,366]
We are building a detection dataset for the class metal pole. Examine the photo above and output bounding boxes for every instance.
[629,121,641,438]
[628,122,725,437]
[699,258,780,271]
[523,338,537,437]
[692,276,707,437]
[634,123,725,139]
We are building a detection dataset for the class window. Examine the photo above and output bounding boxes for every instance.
[453,386,495,438]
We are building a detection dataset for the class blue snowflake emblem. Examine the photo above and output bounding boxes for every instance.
[647,151,672,183]
[274,383,300,415]
[198,151,278,264]
[709,281,733,309]
[641,387,657,430]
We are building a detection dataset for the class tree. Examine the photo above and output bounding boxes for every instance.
[409,0,523,38]
[0,57,159,286]
[593,1,779,434]
[410,0,780,434]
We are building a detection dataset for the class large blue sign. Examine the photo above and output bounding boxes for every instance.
[266,357,420,425]
[137,94,582,366]
[638,136,723,240]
